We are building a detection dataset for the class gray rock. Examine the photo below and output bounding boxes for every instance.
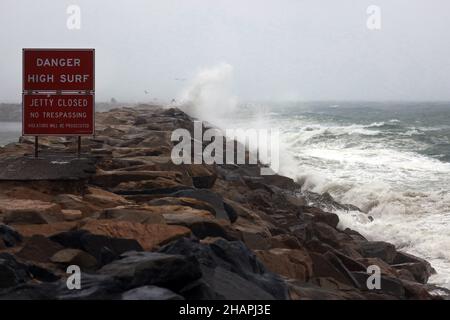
[121,285,183,300]
[0,224,22,247]
[159,237,289,299]
[357,241,397,264]
[98,251,202,291]
[0,253,31,289]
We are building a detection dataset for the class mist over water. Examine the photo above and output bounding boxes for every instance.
[0,122,21,146]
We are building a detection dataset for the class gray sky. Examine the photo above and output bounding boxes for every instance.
[1,0,450,102]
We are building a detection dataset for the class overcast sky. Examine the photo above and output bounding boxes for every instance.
[1,0,450,103]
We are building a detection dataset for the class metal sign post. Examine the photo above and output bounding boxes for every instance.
[35,136,38,158]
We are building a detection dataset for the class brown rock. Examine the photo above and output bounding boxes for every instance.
[0,199,62,225]
[50,248,97,269]
[54,194,99,217]
[149,197,216,216]
[356,241,397,264]
[113,177,185,192]
[391,262,431,284]
[270,234,302,249]
[401,279,433,299]
[81,220,191,251]
[310,252,356,287]
[312,222,351,248]
[256,248,313,282]
[91,170,182,188]
[233,221,272,250]
[13,222,79,238]
[163,208,234,240]
[83,187,130,208]
[61,209,83,221]
[16,235,64,263]
[186,165,217,189]
[357,257,399,277]
[305,207,340,228]
[99,206,166,224]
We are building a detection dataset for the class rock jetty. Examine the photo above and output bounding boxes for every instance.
[0,105,443,300]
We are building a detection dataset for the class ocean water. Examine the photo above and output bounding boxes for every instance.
[219,101,450,290]
[0,122,21,146]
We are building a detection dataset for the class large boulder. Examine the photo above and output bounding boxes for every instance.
[49,229,143,264]
[163,212,235,241]
[0,224,22,247]
[171,189,237,222]
[98,251,202,291]
[50,248,98,270]
[83,187,130,208]
[185,165,217,189]
[356,241,397,264]
[391,251,434,284]
[54,194,99,217]
[99,206,166,224]
[12,222,79,238]
[149,197,217,216]
[1,199,63,225]
[16,235,64,263]
[309,252,357,288]
[0,253,31,289]
[159,237,289,299]
[91,170,182,189]
[80,220,191,251]
[351,271,406,298]
[256,248,313,282]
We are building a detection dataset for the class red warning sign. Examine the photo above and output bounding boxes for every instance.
[23,49,94,91]
[22,94,94,136]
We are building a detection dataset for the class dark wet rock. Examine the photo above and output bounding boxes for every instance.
[183,266,275,300]
[256,248,313,282]
[287,280,365,300]
[186,165,217,189]
[0,253,31,288]
[164,214,235,241]
[303,191,361,213]
[392,251,435,282]
[310,252,356,287]
[0,282,57,300]
[50,229,143,262]
[304,207,340,228]
[99,207,165,224]
[57,273,122,300]
[98,251,201,291]
[159,237,289,299]
[16,235,64,263]
[351,271,406,298]
[270,234,303,249]
[356,241,397,264]
[0,224,22,247]
[149,196,217,216]
[311,222,351,249]
[121,285,184,300]
[392,262,431,284]
[171,189,237,223]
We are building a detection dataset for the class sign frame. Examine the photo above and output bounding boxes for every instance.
[22,48,95,92]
